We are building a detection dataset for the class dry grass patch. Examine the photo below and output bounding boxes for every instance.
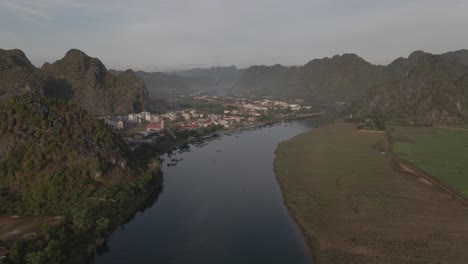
[275,122,468,264]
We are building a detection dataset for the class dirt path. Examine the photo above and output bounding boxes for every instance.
[0,216,61,245]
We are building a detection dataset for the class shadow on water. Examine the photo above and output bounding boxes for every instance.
[92,175,165,260]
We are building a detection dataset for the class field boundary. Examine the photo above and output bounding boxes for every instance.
[274,143,321,264]
[386,127,468,205]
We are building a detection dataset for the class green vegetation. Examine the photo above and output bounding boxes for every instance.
[351,51,468,124]
[171,97,225,114]
[390,126,468,195]
[0,93,162,263]
[274,122,468,263]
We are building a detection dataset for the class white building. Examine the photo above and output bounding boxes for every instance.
[164,112,178,121]
[181,113,191,120]
[288,104,301,111]
[104,118,124,130]
[116,120,124,130]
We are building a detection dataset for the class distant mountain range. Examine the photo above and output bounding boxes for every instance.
[111,66,244,98]
[0,49,148,115]
[2,47,467,123]
[232,54,387,101]
[168,65,244,90]
[233,49,468,123]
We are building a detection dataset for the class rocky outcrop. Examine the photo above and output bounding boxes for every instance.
[42,49,148,115]
[232,54,386,101]
[351,51,468,124]
[0,49,45,99]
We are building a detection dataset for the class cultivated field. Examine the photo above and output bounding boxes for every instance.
[274,122,468,264]
[390,126,468,196]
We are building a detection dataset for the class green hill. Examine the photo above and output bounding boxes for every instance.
[0,93,156,215]
[0,92,161,263]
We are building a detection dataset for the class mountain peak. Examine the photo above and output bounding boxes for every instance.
[332,53,360,60]
[408,50,429,61]
[0,48,34,68]
[64,48,89,59]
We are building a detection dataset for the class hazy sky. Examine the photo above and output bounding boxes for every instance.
[1,0,468,71]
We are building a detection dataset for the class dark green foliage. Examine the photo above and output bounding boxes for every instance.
[0,92,141,215]
[0,93,162,263]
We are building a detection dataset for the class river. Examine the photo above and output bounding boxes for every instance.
[94,116,330,264]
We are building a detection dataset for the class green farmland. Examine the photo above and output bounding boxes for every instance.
[390,126,468,196]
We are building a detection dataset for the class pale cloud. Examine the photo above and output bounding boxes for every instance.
[0,0,84,19]
[0,0,467,70]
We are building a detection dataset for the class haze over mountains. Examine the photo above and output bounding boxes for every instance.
[1,47,468,123]
[111,66,244,98]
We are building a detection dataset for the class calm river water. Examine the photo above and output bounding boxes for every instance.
[94,116,329,264]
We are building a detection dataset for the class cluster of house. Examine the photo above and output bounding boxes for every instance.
[100,96,314,134]
[245,99,310,111]
[171,114,250,131]
[98,111,161,131]
[128,112,162,124]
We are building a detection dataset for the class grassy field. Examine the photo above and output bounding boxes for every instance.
[274,122,468,264]
[390,126,468,196]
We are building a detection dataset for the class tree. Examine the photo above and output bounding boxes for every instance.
[95,217,110,237]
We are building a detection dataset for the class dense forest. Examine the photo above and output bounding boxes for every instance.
[0,93,162,263]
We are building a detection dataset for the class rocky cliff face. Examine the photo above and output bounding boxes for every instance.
[233,64,290,97]
[351,51,468,124]
[440,49,468,66]
[294,54,387,101]
[0,48,147,115]
[234,50,468,123]
[41,49,148,115]
[232,54,386,101]
[0,49,45,99]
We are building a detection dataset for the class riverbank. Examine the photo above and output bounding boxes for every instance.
[95,117,323,264]
[274,121,468,263]
[136,112,326,160]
